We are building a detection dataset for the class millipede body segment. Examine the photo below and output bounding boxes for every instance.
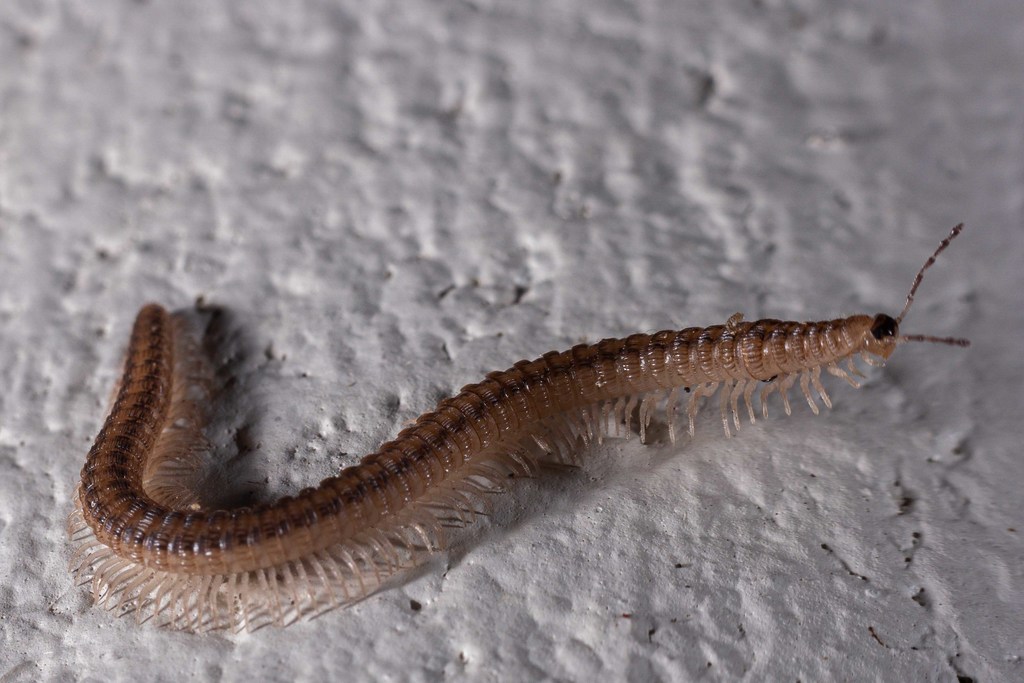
[68,225,970,631]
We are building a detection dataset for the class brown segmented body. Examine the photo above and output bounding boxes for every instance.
[69,225,969,631]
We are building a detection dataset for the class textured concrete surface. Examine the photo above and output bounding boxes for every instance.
[1,1,1022,681]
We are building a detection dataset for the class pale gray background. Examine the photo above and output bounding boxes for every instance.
[1,1,1022,681]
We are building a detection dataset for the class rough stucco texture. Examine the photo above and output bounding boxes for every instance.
[1,1,1022,681]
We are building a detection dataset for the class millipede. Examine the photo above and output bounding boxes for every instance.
[68,224,970,632]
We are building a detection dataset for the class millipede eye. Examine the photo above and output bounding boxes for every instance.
[870,314,898,340]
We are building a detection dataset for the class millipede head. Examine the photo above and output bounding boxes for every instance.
[859,312,901,360]
[870,313,899,341]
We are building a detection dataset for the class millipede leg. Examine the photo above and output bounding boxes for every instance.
[729,380,744,431]
[601,400,614,440]
[811,365,832,408]
[623,395,639,439]
[639,391,663,444]
[308,553,339,609]
[665,387,682,444]
[778,374,795,416]
[860,350,884,367]
[719,380,733,438]
[743,380,757,424]
[612,397,626,436]
[572,411,591,449]
[800,371,819,415]
[687,385,705,437]
[827,361,860,388]
[760,379,777,419]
